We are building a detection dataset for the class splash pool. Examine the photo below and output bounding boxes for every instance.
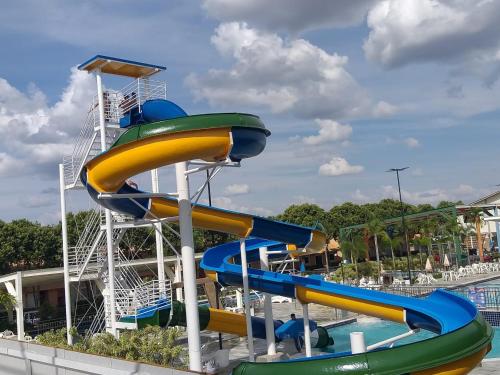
[326,317,500,359]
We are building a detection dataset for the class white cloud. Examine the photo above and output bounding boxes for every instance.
[454,184,475,195]
[0,152,25,177]
[186,22,377,120]
[211,196,273,217]
[373,100,398,117]
[293,195,317,204]
[382,183,479,204]
[351,189,370,203]
[404,137,420,148]
[319,157,364,176]
[20,195,53,208]
[411,167,424,176]
[0,68,94,178]
[386,136,420,149]
[364,0,500,81]
[223,183,250,195]
[202,0,376,33]
[302,119,352,145]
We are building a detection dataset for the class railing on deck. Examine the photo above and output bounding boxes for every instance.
[118,78,167,114]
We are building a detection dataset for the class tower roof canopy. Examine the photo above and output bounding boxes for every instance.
[78,55,166,78]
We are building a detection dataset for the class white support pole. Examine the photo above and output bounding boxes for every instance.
[175,161,202,372]
[151,169,166,295]
[301,302,312,357]
[59,164,73,345]
[350,332,366,354]
[15,272,24,341]
[240,239,255,362]
[175,258,183,302]
[96,69,117,336]
[259,247,276,356]
[495,207,500,251]
[236,289,243,310]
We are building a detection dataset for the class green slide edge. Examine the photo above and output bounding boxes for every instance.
[112,113,269,149]
[232,313,493,375]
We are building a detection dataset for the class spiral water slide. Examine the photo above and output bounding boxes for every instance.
[82,105,492,374]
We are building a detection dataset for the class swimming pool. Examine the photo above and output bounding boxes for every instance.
[326,317,500,359]
[472,277,500,287]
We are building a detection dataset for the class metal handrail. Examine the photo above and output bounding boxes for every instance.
[118,78,167,114]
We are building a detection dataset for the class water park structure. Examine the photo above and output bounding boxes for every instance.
[56,55,493,374]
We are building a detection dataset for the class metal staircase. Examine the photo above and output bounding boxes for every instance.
[62,95,122,189]
[68,207,127,282]
[63,77,172,337]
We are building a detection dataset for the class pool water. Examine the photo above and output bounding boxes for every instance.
[326,317,500,359]
[474,278,500,287]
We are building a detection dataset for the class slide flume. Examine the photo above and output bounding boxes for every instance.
[83,100,492,374]
[202,238,493,374]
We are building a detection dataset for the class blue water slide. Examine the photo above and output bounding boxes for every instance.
[201,238,477,335]
[120,99,188,128]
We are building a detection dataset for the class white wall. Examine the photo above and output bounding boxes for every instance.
[0,338,197,375]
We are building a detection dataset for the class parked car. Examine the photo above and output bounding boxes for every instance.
[271,295,292,303]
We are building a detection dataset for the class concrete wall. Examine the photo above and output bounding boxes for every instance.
[0,338,197,375]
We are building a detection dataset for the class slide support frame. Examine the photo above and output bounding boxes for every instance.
[259,247,276,356]
[241,239,255,362]
[175,161,202,372]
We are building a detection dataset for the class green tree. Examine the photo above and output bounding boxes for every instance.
[275,203,328,231]
[365,219,387,280]
[465,208,485,261]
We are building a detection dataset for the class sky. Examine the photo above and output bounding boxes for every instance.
[1,0,500,224]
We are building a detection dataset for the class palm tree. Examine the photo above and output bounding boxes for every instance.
[341,235,366,282]
[411,235,425,269]
[340,240,357,280]
[465,208,485,262]
[459,223,477,263]
[365,219,387,280]
[389,236,402,270]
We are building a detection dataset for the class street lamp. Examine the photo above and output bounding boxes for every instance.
[386,167,412,284]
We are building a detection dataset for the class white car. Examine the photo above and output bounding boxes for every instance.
[271,295,293,303]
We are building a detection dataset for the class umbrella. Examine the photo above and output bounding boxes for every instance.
[425,257,433,273]
[444,254,450,268]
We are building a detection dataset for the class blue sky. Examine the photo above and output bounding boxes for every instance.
[1,0,500,223]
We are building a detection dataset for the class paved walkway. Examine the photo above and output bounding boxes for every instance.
[471,360,500,374]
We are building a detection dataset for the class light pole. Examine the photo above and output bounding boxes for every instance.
[387,167,412,284]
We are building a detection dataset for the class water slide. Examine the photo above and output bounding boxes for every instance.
[83,100,492,374]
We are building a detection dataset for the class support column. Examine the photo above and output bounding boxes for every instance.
[301,302,312,357]
[240,239,255,362]
[175,162,202,372]
[175,258,183,302]
[495,207,500,252]
[350,332,366,354]
[59,164,73,345]
[259,247,276,356]
[96,70,117,336]
[236,289,243,310]
[15,272,24,341]
[151,169,166,295]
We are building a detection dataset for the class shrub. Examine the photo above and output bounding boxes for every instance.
[36,326,185,369]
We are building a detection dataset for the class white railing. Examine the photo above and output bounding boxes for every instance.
[68,208,101,270]
[114,279,172,320]
[62,95,122,188]
[62,106,98,187]
[84,301,106,342]
[118,78,167,114]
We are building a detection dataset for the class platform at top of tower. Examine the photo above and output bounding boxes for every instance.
[78,55,166,78]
